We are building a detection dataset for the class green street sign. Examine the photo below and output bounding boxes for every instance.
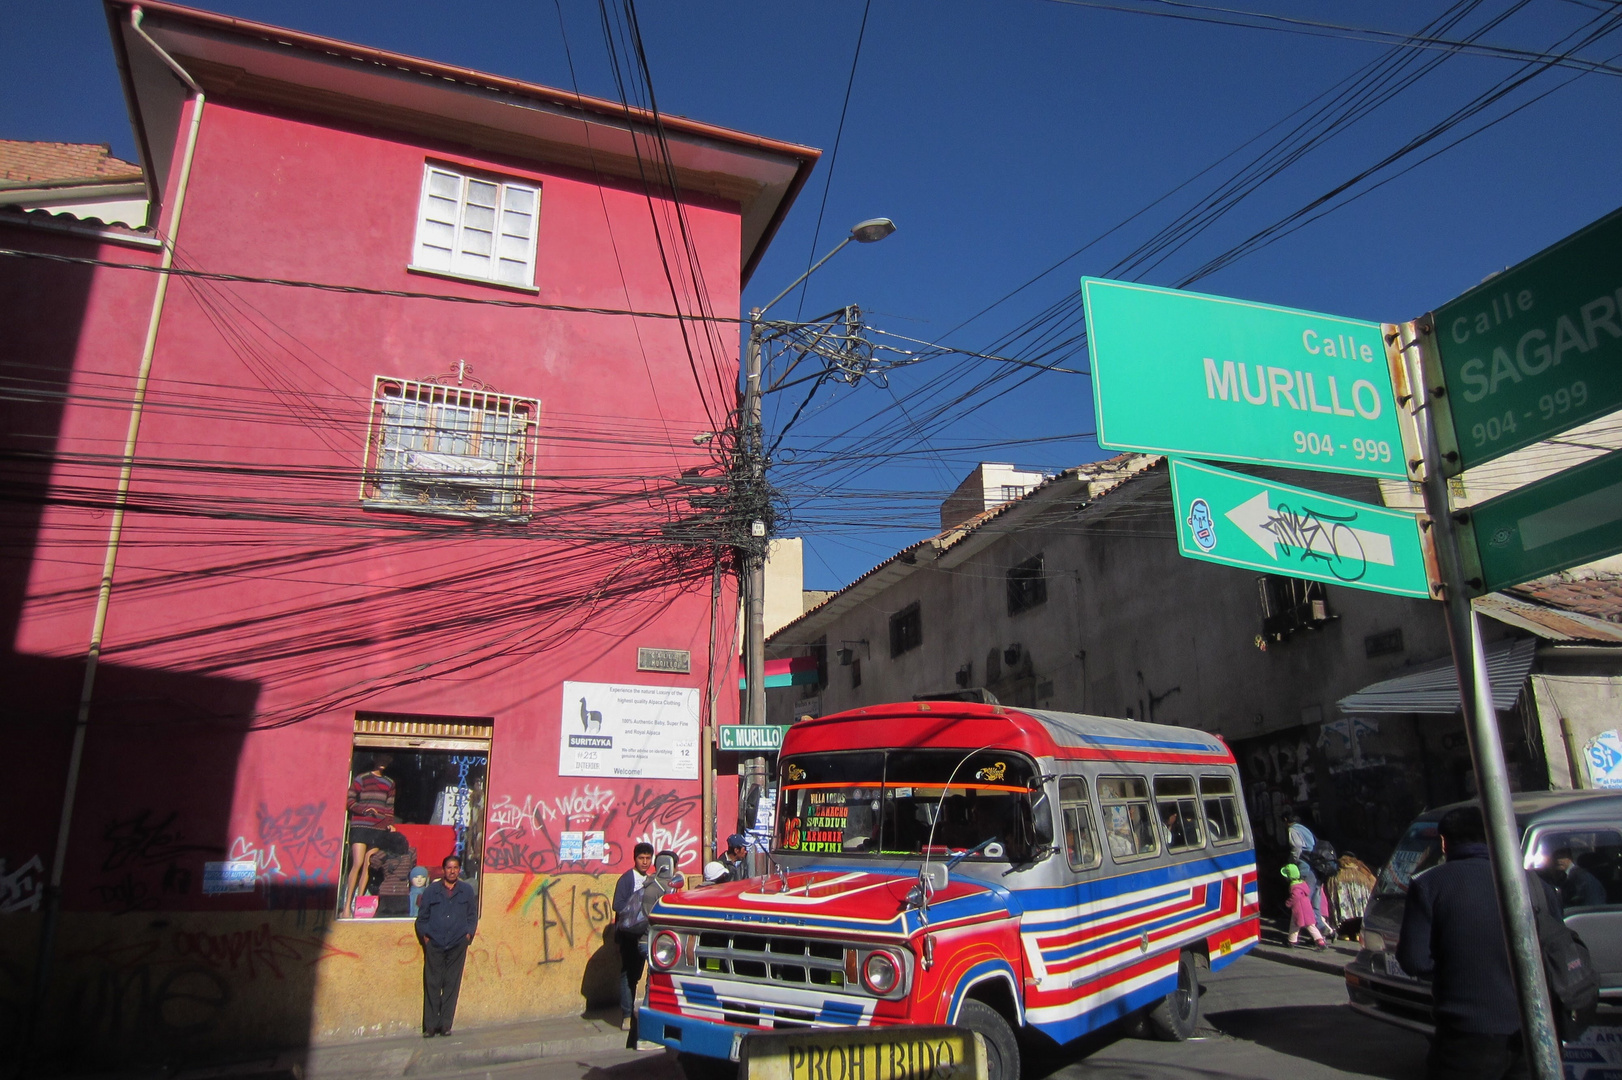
[1434,206,1622,470]
[1169,458,1433,598]
[1464,448,1622,592]
[1082,277,1407,479]
[719,724,790,752]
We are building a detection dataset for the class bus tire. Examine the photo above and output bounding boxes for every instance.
[958,998,1021,1080]
[1147,950,1202,1041]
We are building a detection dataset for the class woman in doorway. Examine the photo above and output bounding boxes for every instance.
[344,752,397,916]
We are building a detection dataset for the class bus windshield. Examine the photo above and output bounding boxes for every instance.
[775,749,1042,862]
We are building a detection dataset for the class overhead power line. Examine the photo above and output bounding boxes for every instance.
[0,247,743,323]
[1039,0,1622,76]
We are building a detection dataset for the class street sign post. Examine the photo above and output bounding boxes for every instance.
[1463,447,1622,592]
[1168,458,1432,597]
[1431,206,1622,471]
[1082,277,1408,478]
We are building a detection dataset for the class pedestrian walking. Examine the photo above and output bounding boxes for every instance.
[1397,805,1561,1080]
[722,833,750,881]
[415,855,478,1037]
[1282,807,1337,941]
[612,842,655,1033]
[1282,864,1328,950]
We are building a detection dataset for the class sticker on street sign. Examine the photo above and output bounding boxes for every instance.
[1169,458,1432,598]
[1464,447,1622,592]
[1434,206,1622,470]
[1082,277,1407,478]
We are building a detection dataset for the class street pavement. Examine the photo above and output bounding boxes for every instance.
[354,945,1429,1080]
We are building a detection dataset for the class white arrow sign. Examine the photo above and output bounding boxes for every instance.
[1226,491,1396,566]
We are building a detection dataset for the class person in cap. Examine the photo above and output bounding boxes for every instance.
[1282,863,1328,950]
[702,860,731,885]
[723,834,750,881]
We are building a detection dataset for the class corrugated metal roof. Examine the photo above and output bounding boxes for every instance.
[1337,638,1537,715]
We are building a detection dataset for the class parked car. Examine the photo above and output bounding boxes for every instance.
[1345,790,1622,1033]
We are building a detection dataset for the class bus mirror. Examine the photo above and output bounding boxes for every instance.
[1030,790,1055,847]
[921,862,949,892]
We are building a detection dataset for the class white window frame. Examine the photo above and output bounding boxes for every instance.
[361,376,539,520]
[410,164,540,290]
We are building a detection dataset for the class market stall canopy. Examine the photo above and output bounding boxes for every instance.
[1336,638,1537,716]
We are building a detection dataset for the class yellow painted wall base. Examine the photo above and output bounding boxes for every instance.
[1,873,624,1065]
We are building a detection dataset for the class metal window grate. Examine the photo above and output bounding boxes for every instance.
[362,376,538,519]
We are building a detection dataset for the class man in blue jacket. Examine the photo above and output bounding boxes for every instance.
[416,854,479,1037]
[1398,805,1559,1080]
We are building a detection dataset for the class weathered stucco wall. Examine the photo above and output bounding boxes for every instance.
[2,872,625,1065]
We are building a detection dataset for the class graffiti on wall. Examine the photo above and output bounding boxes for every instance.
[171,922,358,981]
[503,875,617,964]
[93,810,223,915]
[87,804,341,916]
[1,854,43,914]
[1318,716,1385,773]
[484,783,701,874]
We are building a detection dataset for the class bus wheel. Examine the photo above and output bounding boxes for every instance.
[958,999,1021,1080]
[1147,950,1203,1041]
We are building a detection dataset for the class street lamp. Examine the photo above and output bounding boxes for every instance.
[740,219,896,731]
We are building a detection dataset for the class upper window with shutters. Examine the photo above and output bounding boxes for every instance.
[410,164,540,289]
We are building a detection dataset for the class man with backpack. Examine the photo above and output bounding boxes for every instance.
[612,842,655,1033]
[1398,806,1572,1080]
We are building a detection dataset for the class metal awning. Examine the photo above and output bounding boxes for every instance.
[1336,638,1538,715]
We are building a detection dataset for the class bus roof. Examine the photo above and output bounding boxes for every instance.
[783,701,1234,767]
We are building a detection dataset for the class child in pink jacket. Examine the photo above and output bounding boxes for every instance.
[1283,863,1328,950]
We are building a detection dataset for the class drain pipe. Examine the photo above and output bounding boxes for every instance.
[25,6,206,1057]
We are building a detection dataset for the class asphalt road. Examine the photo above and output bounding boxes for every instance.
[423,950,1428,1080]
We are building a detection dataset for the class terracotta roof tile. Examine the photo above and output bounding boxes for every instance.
[0,141,143,185]
[1507,575,1622,623]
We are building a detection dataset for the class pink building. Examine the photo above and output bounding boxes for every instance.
[0,1,815,1063]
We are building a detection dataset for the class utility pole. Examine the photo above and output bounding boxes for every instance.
[729,219,895,871]
[743,311,767,731]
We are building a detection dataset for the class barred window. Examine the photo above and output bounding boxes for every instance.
[889,602,922,658]
[1007,553,1047,616]
[362,376,538,519]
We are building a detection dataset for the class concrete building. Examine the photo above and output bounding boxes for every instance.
[768,453,1622,868]
[0,1,815,1065]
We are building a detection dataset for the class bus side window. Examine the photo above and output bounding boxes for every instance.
[1098,775,1159,861]
[1058,776,1101,871]
[1153,775,1205,852]
[1200,774,1245,845]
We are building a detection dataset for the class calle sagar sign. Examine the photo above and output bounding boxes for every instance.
[1432,206,1622,470]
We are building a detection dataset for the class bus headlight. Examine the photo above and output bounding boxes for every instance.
[862,950,901,995]
[649,929,682,971]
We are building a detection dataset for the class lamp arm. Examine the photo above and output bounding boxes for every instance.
[757,235,855,318]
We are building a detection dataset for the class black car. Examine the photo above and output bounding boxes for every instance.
[1345,790,1622,1033]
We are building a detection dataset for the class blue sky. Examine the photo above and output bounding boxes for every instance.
[7,1,1620,589]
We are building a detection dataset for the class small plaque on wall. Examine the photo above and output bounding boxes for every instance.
[637,647,691,674]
